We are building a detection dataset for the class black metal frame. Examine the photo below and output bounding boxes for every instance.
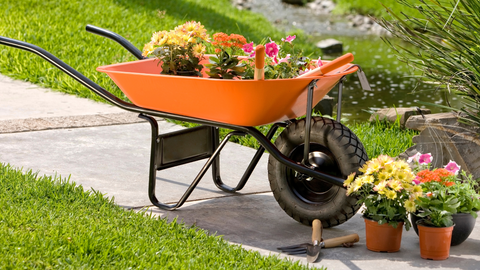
[0,25,353,211]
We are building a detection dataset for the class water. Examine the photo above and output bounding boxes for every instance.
[247,0,461,123]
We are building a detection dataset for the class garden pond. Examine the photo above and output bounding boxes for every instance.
[247,0,462,124]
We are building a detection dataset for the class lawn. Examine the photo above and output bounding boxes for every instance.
[0,163,319,269]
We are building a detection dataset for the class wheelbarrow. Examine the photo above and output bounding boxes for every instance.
[0,25,370,227]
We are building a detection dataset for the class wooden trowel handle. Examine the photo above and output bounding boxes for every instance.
[254,45,265,80]
[312,219,322,243]
[323,233,359,248]
[297,53,354,78]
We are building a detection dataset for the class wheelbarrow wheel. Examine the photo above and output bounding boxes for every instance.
[268,117,368,227]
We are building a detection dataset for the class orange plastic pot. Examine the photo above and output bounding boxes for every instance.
[364,217,404,252]
[418,222,454,260]
[97,56,357,126]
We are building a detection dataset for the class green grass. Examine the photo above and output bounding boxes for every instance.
[349,120,419,158]
[332,0,423,18]
[0,0,318,104]
[0,163,320,269]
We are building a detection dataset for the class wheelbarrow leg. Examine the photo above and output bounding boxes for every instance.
[139,114,246,210]
[211,122,287,193]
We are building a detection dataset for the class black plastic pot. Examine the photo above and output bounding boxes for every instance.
[410,212,477,246]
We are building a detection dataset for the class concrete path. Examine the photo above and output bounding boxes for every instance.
[1,73,479,269]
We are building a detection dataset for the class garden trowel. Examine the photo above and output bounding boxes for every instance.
[277,219,360,263]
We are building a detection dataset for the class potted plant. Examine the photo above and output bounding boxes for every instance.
[408,153,480,247]
[142,21,210,77]
[344,155,420,252]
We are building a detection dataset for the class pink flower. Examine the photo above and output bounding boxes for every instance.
[242,42,254,53]
[316,57,323,67]
[444,160,461,175]
[413,178,421,185]
[281,35,296,44]
[265,41,279,58]
[418,153,432,165]
[407,152,421,163]
[249,51,256,58]
[278,54,291,64]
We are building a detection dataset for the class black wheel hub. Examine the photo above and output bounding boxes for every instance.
[286,143,341,204]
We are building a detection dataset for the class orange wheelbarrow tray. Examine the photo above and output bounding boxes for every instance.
[0,25,370,226]
[96,57,357,126]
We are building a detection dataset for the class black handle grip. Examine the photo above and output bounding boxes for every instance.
[86,24,145,60]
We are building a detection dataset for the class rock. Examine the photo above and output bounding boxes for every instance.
[316,38,343,54]
[314,95,334,116]
[369,107,431,127]
[307,0,335,14]
[399,115,480,179]
[232,0,252,10]
[405,112,460,131]
[282,0,306,5]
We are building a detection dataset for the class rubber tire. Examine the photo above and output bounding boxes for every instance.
[268,117,368,227]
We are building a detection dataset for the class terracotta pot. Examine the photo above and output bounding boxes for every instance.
[418,222,454,260]
[364,216,404,252]
[411,212,476,246]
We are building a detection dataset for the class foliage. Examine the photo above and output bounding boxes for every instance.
[205,32,247,79]
[242,35,319,79]
[142,21,209,76]
[0,163,320,269]
[408,152,480,227]
[377,0,480,127]
[344,155,419,230]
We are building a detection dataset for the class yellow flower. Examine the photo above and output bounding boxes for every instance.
[405,199,416,212]
[395,160,410,171]
[393,170,413,182]
[343,172,356,187]
[383,163,396,175]
[363,175,375,184]
[151,30,168,46]
[192,43,206,57]
[377,155,394,166]
[378,171,391,182]
[346,184,355,196]
[412,185,423,196]
[373,181,387,194]
[142,42,155,57]
[385,189,397,200]
[353,179,364,192]
[388,180,403,192]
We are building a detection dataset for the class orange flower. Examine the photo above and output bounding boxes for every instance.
[434,168,453,179]
[416,169,440,183]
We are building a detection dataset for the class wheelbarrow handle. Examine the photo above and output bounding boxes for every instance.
[86,24,145,60]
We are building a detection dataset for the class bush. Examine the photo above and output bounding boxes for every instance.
[378,0,480,127]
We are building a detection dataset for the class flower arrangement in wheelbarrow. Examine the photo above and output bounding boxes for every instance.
[142,21,322,79]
